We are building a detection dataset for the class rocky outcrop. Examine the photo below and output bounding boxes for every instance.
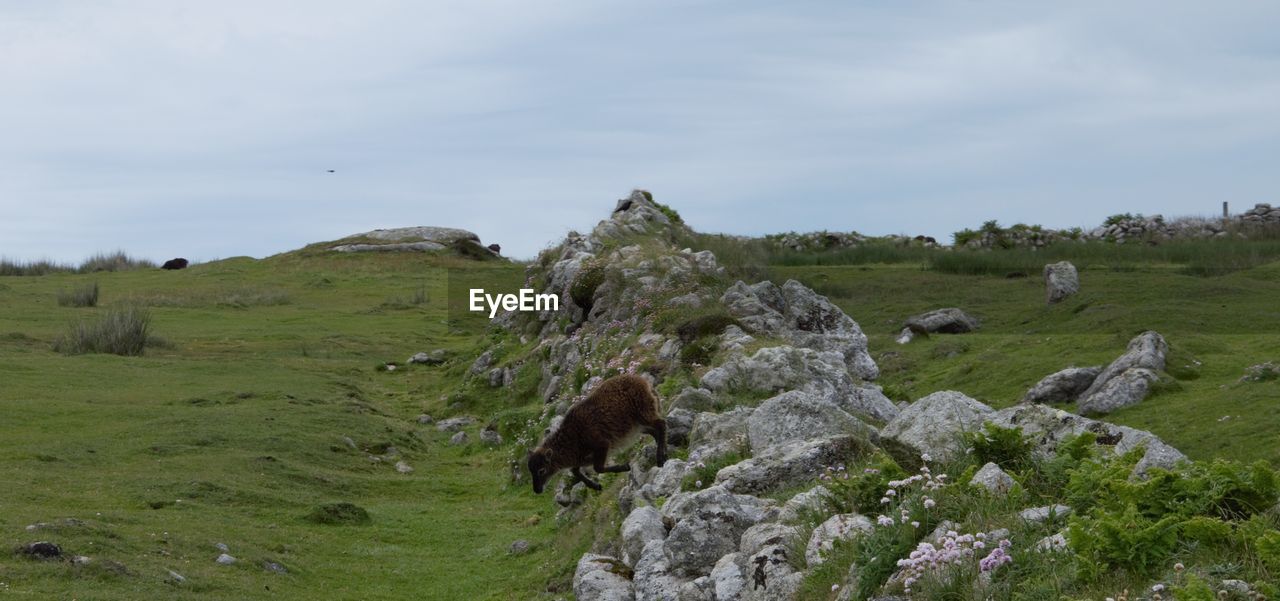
[1077,331,1168,414]
[574,554,635,601]
[988,403,1185,476]
[329,226,499,256]
[1021,366,1101,404]
[700,346,895,423]
[745,391,876,453]
[903,308,980,335]
[1043,261,1079,304]
[716,435,875,495]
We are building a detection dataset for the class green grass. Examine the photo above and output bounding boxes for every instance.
[770,260,1280,466]
[0,251,586,600]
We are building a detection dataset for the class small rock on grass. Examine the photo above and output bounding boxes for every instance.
[395,461,414,474]
[450,431,469,445]
[17,541,62,560]
[480,429,503,446]
[262,560,289,574]
[167,569,188,584]
[215,553,237,565]
[509,540,531,555]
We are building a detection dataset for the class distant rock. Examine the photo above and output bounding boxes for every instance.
[415,414,434,425]
[508,540,531,555]
[395,461,414,474]
[1077,331,1168,414]
[903,308,980,335]
[449,431,469,445]
[1022,366,1102,404]
[17,541,62,560]
[329,226,496,256]
[408,350,446,365]
[479,428,503,446]
[436,416,475,432]
[215,553,237,565]
[1044,261,1079,304]
[262,560,289,574]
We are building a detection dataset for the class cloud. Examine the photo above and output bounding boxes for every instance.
[1,1,1278,261]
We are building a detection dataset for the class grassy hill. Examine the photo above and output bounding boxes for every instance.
[2,234,1278,599]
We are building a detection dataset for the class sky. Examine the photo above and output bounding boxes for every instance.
[2,1,1279,262]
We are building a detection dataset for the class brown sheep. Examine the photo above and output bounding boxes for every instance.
[527,373,667,494]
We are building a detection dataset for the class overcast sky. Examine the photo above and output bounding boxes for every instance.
[2,1,1278,262]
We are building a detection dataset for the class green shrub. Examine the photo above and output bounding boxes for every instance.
[304,502,371,525]
[56,282,99,307]
[678,336,717,367]
[1180,516,1233,546]
[78,251,155,273]
[827,453,907,514]
[1256,528,1280,572]
[1068,503,1181,576]
[1104,213,1139,226]
[674,312,739,343]
[682,448,747,491]
[569,261,606,312]
[964,422,1035,472]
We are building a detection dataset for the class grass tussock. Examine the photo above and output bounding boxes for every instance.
[131,287,291,308]
[78,251,156,273]
[0,258,73,276]
[55,282,100,307]
[53,305,154,356]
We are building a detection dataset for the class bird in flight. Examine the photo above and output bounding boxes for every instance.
[327,169,335,173]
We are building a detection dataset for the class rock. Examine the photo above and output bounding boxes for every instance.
[573,554,635,601]
[408,350,447,365]
[689,407,754,449]
[622,506,669,566]
[630,459,690,508]
[1034,532,1068,553]
[895,328,914,345]
[903,308,979,334]
[1021,366,1102,404]
[679,576,716,601]
[262,560,289,574]
[777,485,834,523]
[1044,261,1079,304]
[988,403,1186,476]
[742,544,803,601]
[1076,368,1159,414]
[746,391,875,454]
[395,461,414,474]
[715,435,874,495]
[1019,505,1071,523]
[436,416,475,432]
[509,539,531,555]
[469,351,494,375]
[666,408,696,447]
[215,553,237,565]
[449,431,468,445]
[710,553,747,601]
[667,292,704,308]
[487,367,506,387]
[17,541,62,560]
[167,569,187,584]
[700,346,895,423]
[329,226,489,254]
[720,280,878,380]
[634,540,687,601]
[1077,331,1167,404]
[665,508,763,577]
[415,414,434,425]
[739,522,802,558]
[214,542,230,552]
[970,462,1015,496]
[480,429,503,446]
[805,513,873,567]
[880,391,994,463]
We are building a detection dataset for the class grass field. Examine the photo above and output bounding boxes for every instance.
[0,252,593,600]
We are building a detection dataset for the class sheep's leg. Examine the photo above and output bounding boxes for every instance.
[647,419,667,466]
[571,466,602,491]
[592,448,630,473]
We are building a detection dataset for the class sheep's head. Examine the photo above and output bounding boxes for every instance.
[527,448,557,494]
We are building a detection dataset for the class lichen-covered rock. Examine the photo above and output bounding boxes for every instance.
[689,407,754,449]
[777,485,834,523]
[880,391,994,463]
[630,459,689,508]
[805,513,873,567]
[622,506,669,566]
[634,540,688,601]
[671,387,716,412]
[741,544,803,601]
[903,308,980,334]
[715,435,874,495]
[700,346,894,423]
[710,553,747,601]
[665,515,751,578]
[574,554,635,601]
[1022,366,1102,404]
[1077,367,1159,414]
[739,522,802,558]
[666,408,696,447]
[746,391,874,454]
[720,280,878,380]
[970,462,1015,496]
[1044,261,1079,304]
[988,403,1186,476]
[1019,504,1071,523]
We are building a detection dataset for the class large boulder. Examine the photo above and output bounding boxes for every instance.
[746,391,876,454]
[633,541,687,601]
[662,486,777,577]
[700,346,896,423]
[988,403,1186,476]
[880,391,994,463]
[720,280,878,380]
[715,435,874,495]
[622,506,669,566]
[1076,331,1168,414]
[1021,366,1102,404]
[903,308,980,335]
[1044,261,1079,304]
[330,226,496,256]
[574,554,635,601]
